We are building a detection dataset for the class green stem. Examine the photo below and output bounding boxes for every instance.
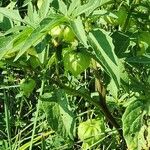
[29,79,45,150]
[4,90,12,150]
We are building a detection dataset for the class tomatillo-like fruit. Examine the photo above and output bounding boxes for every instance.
[78,118,105,145]
[63,50,90,76]
[63,27,75,42]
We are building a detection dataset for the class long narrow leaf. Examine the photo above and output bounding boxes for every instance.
[70,17,88,48]
[39,0,52,19]
[68,0,81,16]
[88,29,120,88]
[58,0,67,15]
[0,8,23,22]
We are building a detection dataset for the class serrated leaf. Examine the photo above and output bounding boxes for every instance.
[4,26,27,35]
[39,0,52,19]
[72,0,99,17]
[0,27,33,60]
[0,8,23,22]
[68,0,81,16]
[70,17,88,48]
[23,0,32,7]
[14,15,66,61]
[58,0,67,15]
[88,29,120,88]
[42,90,75,139]
[122,98,150,150]
[72,0,111,17]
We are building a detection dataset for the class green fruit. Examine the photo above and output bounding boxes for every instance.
[63,27,75,42]
[78,119,105,145]
[50,26,63,37]
[63,50,90,76]
[20,78,36,97]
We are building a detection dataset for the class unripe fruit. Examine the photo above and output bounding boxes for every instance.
[50,26,63,38]
[63,50,90,76]
[78,119,105,145]
[63,27,75,42]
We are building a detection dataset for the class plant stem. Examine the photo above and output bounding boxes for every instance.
[4,90,12,150]
[29,79,45,150]
[92,60,123,137]
[54,79,122,135]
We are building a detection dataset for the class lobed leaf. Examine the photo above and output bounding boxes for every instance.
[71,0,111,17]
[58,0,67,15]
[0,7,23,22]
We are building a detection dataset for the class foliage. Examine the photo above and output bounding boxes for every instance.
[0,0,150,149]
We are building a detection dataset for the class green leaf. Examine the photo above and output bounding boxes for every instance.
[88,29,120,88]
[126,55,150,64]
[72,0,111,17]
[68,0,81,16]
[4,26,27,35]
[139,31,150,46]
[111,31,130,58]
[0,16,12,31]
[0,27,33,60]
[122,98,150,150]
[42,90,75,139]
[72,0,99,17]
[0,7,23,22]
[70,17,88,48]
[27,2,39,26]
[14,15,66,61]
[0,35,17,60]
[58,0,67,15]
[38,0,52,19]
[23,0,32,7]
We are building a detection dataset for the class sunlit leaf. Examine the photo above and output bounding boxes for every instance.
[122,98,150,150]
[42,90,75,139]
[88,29,120,88]
[14,15,66,61]
[70,17,88,48]
[0,7,23,22]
